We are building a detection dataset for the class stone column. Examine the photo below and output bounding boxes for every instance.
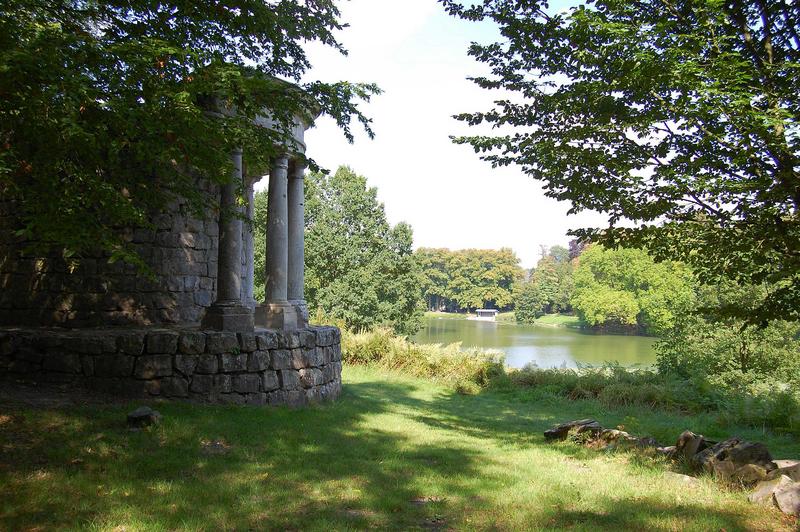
[242,174,256,309]
[255,154,300,329]
[265,155,289,301]
[202,149,254,331]
[287,161,309,327]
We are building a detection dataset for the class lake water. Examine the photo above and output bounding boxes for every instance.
[413,315,657,369]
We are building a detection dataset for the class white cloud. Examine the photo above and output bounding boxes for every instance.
[298,0,608,268]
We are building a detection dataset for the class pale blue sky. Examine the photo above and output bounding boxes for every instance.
[300,0,602,268]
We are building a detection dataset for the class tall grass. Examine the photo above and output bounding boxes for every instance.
[503,365,800,434]
[342,328,504,393]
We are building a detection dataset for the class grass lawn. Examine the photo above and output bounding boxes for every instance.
[533,314,583,328]
[424,311,469,319]
[1,366,797,531]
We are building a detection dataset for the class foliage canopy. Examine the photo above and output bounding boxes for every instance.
[416,247,523,312]
[572,245,696,334]
[442,0,800,323]
[0,0,378,264]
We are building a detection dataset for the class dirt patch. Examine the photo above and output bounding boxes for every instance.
[410,496,446,506]
[200,439,232,456]
[0,379,130,409]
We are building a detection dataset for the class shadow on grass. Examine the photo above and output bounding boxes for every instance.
[0,373,791,531]
[1,380,489,530]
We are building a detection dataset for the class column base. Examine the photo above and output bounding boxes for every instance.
[290,299,310,328]
[201,302,255,332]
[255,301,306,330]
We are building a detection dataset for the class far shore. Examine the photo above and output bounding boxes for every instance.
[423,311,584,329]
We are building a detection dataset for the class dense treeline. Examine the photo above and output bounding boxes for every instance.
[572,246,695,335]
[415,247,522,312]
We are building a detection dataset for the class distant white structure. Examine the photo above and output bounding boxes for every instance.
[469,309,499,322]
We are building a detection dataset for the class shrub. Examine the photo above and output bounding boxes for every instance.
[656,317,800,387]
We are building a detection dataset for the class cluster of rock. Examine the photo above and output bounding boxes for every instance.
[0,325,342,407]
[544,419,800,516]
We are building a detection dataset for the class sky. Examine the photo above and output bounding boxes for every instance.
[296,0,606,269]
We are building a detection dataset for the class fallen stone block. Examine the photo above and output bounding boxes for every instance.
[774,482,800,516]
[544,419,602,442]
[633,436,661,449]
[692,438,775,479]
[656,446,677,458]
[596,428,635,447]
[733,463,771,484]
[749,475,794,505]
[675,430,709,459]
[770,460,800,482]
[127,406,162,429]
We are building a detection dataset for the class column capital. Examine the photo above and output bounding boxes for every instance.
[272,154,290,170]
[290,161,307,179]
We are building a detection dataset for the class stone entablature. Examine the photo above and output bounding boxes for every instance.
[0,325,342,407]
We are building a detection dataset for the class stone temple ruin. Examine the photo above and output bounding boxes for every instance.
[0,98,342,407]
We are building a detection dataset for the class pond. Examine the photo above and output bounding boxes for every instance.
[413,315,657,369]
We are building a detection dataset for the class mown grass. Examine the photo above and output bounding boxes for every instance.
[1,366,797,531]
[533,313,584,328]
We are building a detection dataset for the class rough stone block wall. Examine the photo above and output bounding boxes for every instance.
[0,326,342,407]
[0,181,250,327]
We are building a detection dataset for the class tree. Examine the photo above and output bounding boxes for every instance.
[547,245,570,265]
[448,248,522,310]
[442,0,800,323]
[571,245,695,334]
[568,239,588,261]
[416,247,523,312]
[1,1,378,266]
[513,280,546,322]
[515,245,574,323]
[255,166,424,335]
[416,248,453,311]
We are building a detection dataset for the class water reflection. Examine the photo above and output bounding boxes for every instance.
[413,316,656,369]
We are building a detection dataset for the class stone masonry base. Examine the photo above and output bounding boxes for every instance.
[0,326,342,407]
